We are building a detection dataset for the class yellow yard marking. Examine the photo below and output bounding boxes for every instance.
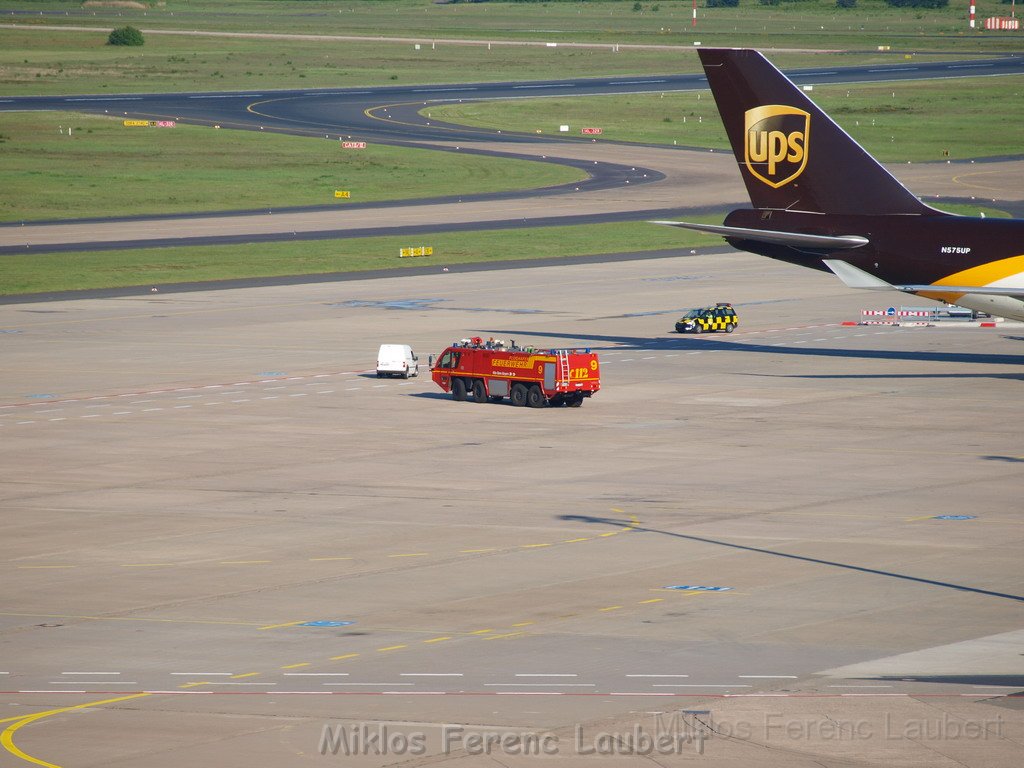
[423,636,452,644]
[330,653,360,661]
[258,620,307,631]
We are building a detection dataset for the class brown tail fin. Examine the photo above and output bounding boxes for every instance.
[698,48,930,216]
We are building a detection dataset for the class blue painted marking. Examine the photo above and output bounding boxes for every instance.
[335,298,447,310]
[25,393,56,399]
[258,372,286,377]
[299,620,355,627]
[886,306,897,316]
[933,515,976,521]
[664,585,732,592]
[0,329,23,334]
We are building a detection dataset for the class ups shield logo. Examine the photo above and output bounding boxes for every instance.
[744,105,810,188]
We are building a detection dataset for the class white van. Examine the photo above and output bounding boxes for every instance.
[376,344,419,379]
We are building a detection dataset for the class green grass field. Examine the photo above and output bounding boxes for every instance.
[0,219,721,295]
[427,76,1024,162]
[2,0,1019,55]
[0,111,584,222]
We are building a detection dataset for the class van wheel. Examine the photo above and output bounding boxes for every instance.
[451,378,467,402]
[527,385,545,408]
[402,370,410,379]
[725,323,735,333]
[471,379,486,403]
[510,384,528,407]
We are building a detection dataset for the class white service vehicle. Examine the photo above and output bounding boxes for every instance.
[376,344,419,379]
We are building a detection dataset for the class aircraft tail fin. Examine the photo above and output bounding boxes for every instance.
[698,48,931,216]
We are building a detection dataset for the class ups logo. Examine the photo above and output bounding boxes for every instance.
[744,105,810,188]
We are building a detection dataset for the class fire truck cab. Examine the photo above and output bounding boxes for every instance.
[431,337,600,408]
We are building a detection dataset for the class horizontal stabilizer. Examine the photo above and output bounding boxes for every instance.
[823,260,1024,297]
[651,220,869,250]
[822,259,896,290]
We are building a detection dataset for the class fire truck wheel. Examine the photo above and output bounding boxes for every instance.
[527,385,545,408]
[471,379,486,403]
[451,378,467,401]
[510,383,528,407]
[725,323,735,333]
[550,395,565,407]
[568,393,584,407]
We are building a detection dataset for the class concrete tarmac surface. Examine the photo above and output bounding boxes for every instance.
[1,251,1022,766]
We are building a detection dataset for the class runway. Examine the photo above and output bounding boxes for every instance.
[1,250,1022,766]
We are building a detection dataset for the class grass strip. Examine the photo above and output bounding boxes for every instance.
[0,111,584,222]
[1,219,724,296]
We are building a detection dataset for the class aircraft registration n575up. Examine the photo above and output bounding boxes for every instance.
[653,48,1024,322]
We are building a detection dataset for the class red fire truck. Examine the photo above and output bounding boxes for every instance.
[431,337,600,407]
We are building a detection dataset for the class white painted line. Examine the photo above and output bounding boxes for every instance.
[413,87,478,92]
[323,682,414,686]
[198,682,277,686]
[610,692,676,696]
[738,675,798,679]
[840,693,908,697]
[626,674,689,678]
[25,690,86,694]
[289,393,308,397]
[496,691,564,695]
[610,79,667,85]
[383,691,446,695]
[189,94,264,99]
[49,418,67,421]
[485,683,595,687]
[81,414,101,418]
[142,408,163,412]
[62,672,121,675]
[143,690,214,695]
[283,673,350,676]
[170,672,234,676]
[66,97,143,101]
[400,673,464,677]
[263,386,286,390]
[51,681,137,685]
[653,684,751,688]
[261,396,279,400]
[173,405,192,409]
[513,83,573,89]
[112,411,133,416]
[515,674,577,678]
[231,399,250,403]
